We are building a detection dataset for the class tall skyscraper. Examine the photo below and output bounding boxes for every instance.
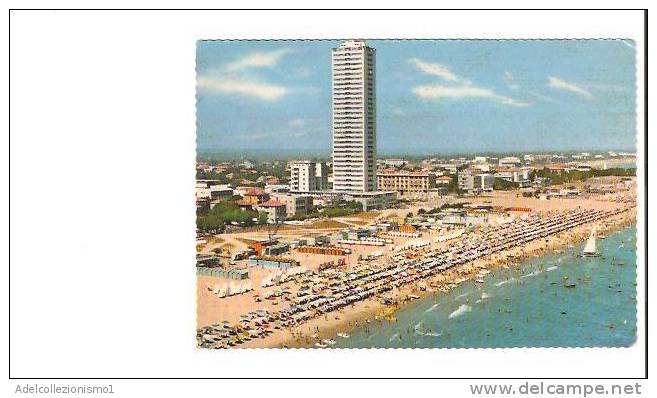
[331,39,377,192]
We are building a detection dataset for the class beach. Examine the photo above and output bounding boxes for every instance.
[335,223,637,348]
[197,182,636,349]
[243,206,636,348]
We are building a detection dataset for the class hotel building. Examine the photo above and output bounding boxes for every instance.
[331,39,377,192]
[376,169,436,197]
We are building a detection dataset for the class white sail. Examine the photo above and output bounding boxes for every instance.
[583,227,597,255]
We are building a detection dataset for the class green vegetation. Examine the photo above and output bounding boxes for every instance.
[197,200,263,233]
[321,200,363,217]
[286,200,363,220]
[424,202,466,214]
[196,160,291,187]
[532,167,635,185]
[196,170,230,184]
[493,177,519,191]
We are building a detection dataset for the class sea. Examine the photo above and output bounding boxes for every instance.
[616,162,637,170]
[333,224,637,348]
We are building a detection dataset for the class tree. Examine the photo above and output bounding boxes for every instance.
[493,178,518,191]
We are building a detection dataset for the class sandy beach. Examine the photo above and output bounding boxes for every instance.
[197,183,637,349]
[241,207,636,348]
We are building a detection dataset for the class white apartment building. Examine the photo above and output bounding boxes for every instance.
[289,160,329,192]
[289,160,317,192]
[331,39,377,192]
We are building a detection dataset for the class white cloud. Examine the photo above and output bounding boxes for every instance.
[408,58,460,82]
[547,76,594,99]
[504,71,520,90]
[288,118,306,127]
[197,47,304,102]
[408,58,528,107]
[226,48,293,71]
[412,84,530,107]
[197,76,288,101]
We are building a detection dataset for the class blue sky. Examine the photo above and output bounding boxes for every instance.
[196,39,636,157]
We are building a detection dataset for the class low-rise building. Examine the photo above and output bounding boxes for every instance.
[264,184,290,194]
[254,200,287,222]
[237,187,269,209]
[376,169,436,197]
[498,156,522,168]
[271,194,314,217]
[210,184,234,201]
[342,191,397,211]
[382,158,407,168]
[544,164,568,174]
[436,175,452,186]
[473,173,494,192]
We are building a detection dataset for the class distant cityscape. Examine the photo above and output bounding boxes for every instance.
[197,148,636,223]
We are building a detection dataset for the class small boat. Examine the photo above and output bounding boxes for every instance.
[314,342,327,348]
[475,279,485,284]
[323,339,336,346]
[337,333,350,339]
[408,294,420,300]
[564,283,577,288]
[581,227,601,257]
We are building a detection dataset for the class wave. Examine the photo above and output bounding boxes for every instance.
[546,266,558,272]
[416,330,442,337]
[424,303,439,314]
[495,278,515,287]
[521,270,542,279]
[449,304,472,319]
[389,332,400,342]
[456,292,469,300]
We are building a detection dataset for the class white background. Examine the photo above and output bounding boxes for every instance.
[2,5,651,396]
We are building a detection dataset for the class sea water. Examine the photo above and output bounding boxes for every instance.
[333,224,637,348]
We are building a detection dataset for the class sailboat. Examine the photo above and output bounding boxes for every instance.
[581,227,601,257]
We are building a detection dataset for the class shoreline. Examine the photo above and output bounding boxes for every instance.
[240,208,636,348]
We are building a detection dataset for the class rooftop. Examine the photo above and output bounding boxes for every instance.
[257,200,286,207]
[378,168,431,177]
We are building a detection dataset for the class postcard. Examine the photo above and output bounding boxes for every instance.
[195,39,637,349]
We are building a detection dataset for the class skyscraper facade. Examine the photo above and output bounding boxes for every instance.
[331,39,377,193]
